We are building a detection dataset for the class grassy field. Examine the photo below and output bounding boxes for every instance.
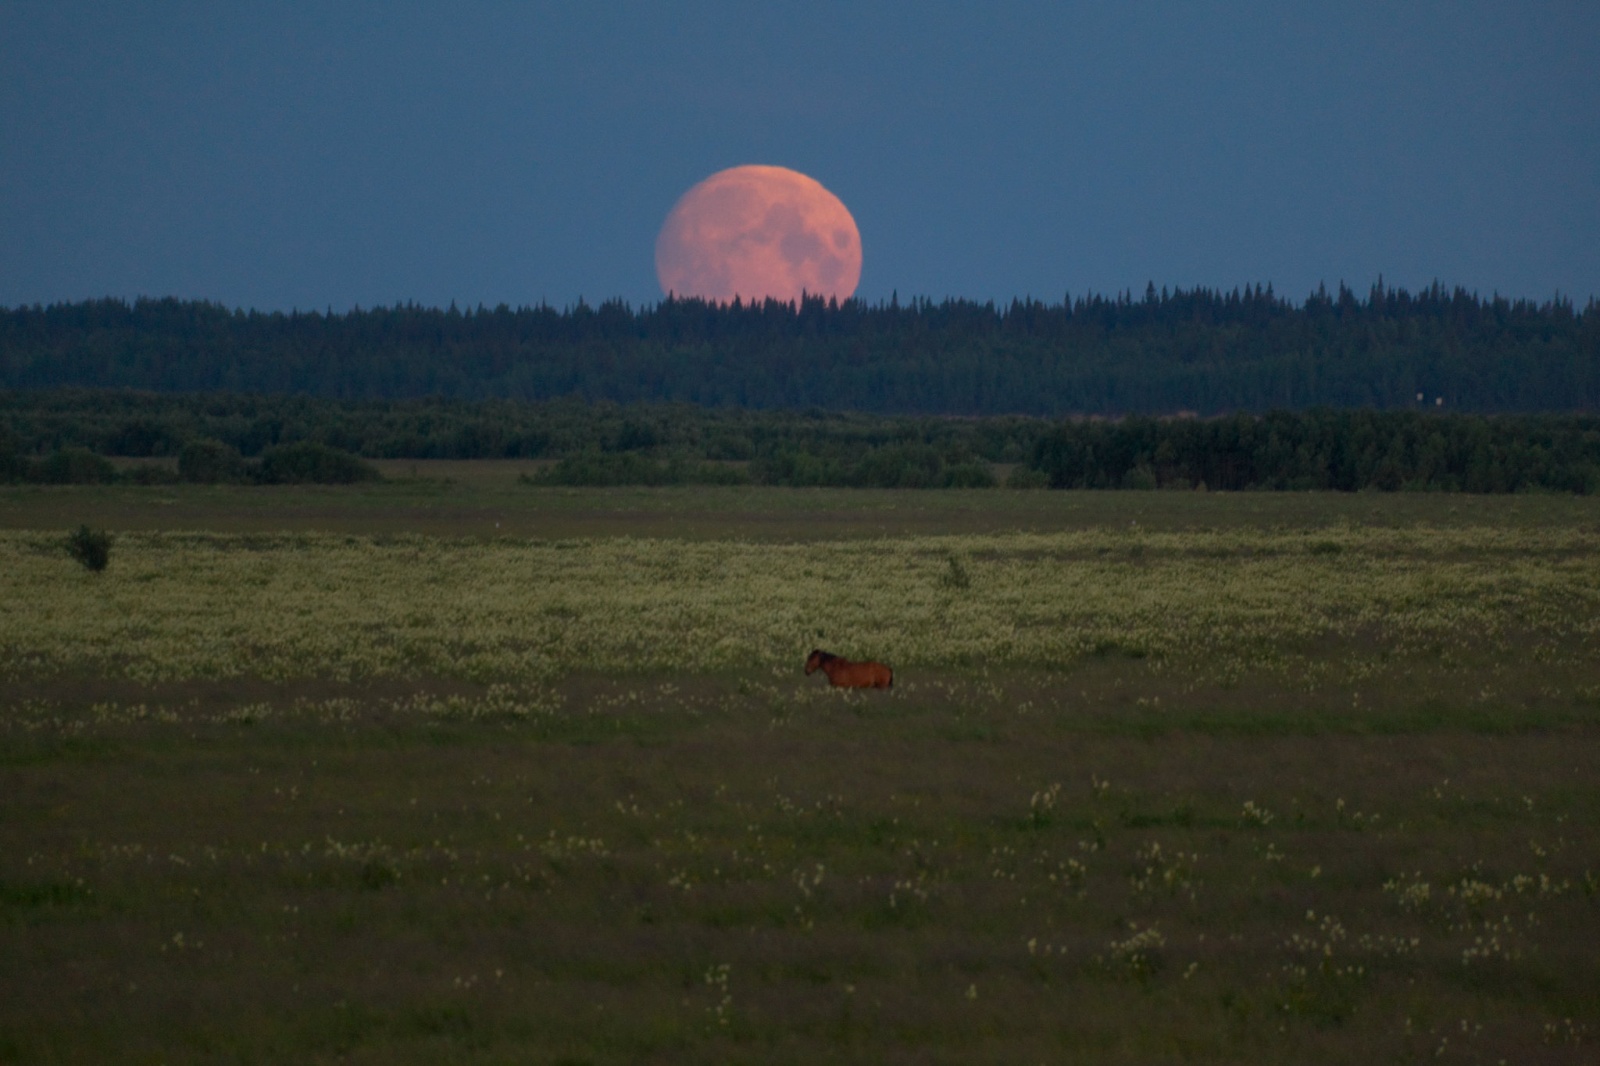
[3,475,1599,1063]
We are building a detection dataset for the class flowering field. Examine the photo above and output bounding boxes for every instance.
[3,523,1599,688]
[2,487,1599,1063]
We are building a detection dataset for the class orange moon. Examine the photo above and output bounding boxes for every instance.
[655,165,862,304]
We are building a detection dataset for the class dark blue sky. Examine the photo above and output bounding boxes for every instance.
[4,1,1596,311]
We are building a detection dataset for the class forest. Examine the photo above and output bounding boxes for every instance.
[3,282,1597,415]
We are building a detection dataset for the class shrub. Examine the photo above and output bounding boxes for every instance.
[66,525,113,571]
[1005,465,1050,489]
[179,438,246,483]
[39,448,117,484]
[1122,465,1158,490]
[941,461,998,488]
[102,418,185,457]
[749,449,849,487]
[940,553,972,590]
[605,420,661,452]
[0,427,27,483]
[124,463,179,485]
[851,443,943,488]
[253,442,380,484]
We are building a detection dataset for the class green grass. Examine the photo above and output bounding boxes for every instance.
[1,475,1598,1063]
[3,691,1597,1064]
[7,472,1600,538]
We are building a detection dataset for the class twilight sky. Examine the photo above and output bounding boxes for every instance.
[3,1,1597,311]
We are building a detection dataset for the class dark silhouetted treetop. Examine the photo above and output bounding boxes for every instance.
[0,284,1594,414]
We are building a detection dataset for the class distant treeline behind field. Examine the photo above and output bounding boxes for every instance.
[3,283,1597,414]
[6,390,1600,493]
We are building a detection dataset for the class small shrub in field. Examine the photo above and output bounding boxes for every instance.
[66,525,113,572]
[940,553,971,590]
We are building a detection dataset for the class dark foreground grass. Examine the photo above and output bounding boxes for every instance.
[3,672,1598,1065]
[4,480,1599,1062]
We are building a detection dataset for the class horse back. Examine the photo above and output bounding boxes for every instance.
[825,657,893,689]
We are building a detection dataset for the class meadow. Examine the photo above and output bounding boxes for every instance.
[2,477,1599,1063]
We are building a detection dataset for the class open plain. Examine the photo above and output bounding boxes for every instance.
[3,476,1599,1063]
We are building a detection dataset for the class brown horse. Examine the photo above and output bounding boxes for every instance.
[805,649,893,689]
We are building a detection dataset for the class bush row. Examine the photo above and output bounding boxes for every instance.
[7,391,1600,493]
[522,447,1001,489]
[1029,410,1600,493]
[0,390,1045,463]
[1,440,380,485]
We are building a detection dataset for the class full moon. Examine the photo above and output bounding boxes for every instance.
[655,165,862,305]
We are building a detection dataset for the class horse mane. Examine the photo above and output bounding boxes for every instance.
[809,649,838,664]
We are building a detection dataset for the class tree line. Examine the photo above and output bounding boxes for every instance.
[5,390,1600,493]
[3,282,1596,414]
